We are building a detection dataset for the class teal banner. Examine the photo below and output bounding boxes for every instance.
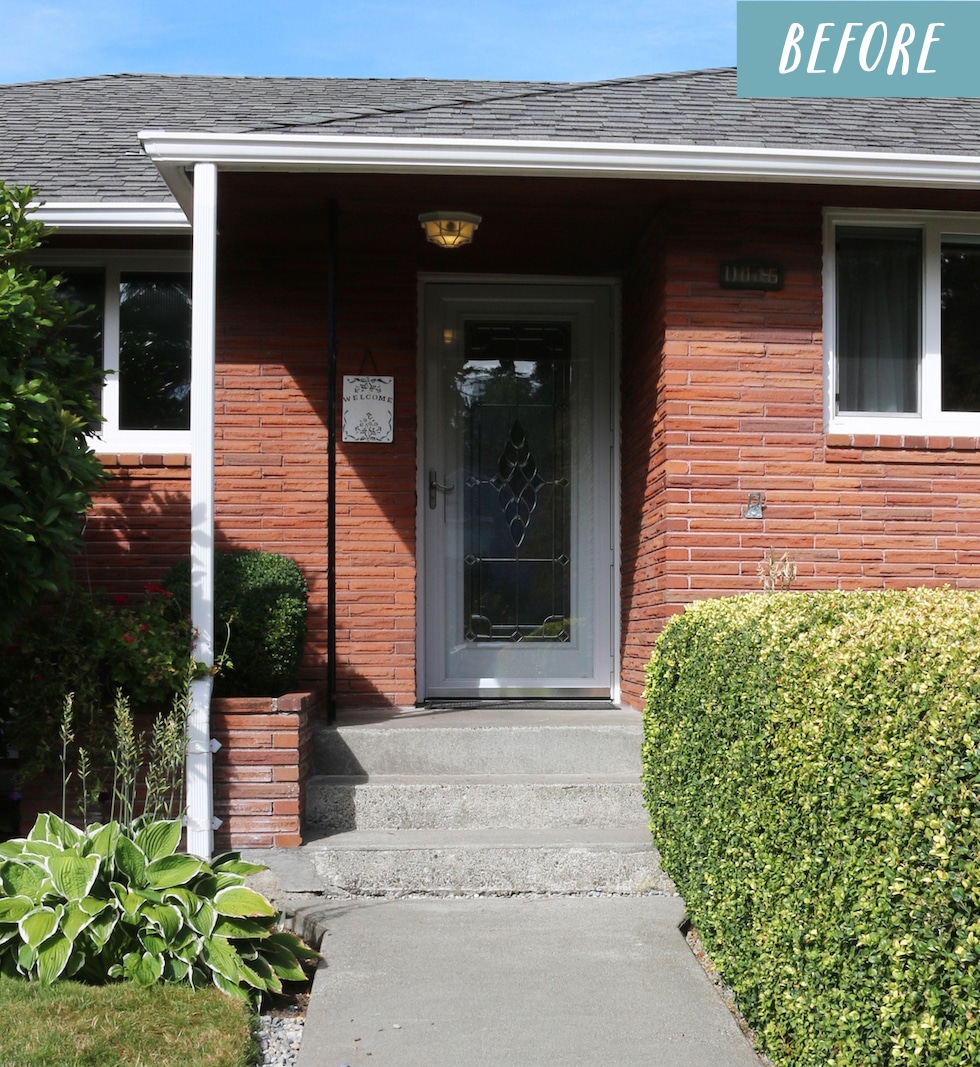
[738,1,980,96]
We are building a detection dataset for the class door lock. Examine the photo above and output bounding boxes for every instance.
[428,469,455,509]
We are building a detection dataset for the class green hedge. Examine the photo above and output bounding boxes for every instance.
[642,589,980,1067]
[165,550,308,697]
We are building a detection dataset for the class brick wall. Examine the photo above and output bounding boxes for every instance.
[78,454,191,595]
[618,191,980,707]
[211,691,318,850]
[72,177,980,718]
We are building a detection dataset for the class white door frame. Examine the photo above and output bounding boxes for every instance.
[415,274,621,702]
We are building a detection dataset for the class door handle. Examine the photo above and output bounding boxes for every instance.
[429,469,455,509]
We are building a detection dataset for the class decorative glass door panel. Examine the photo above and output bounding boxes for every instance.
[423,283,615,698]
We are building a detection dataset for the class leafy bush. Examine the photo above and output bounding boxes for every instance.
[642,589,980,1067]
[164,550,308,697]
[0,586,194,782]
[0,812,316,1003]
[0,183,106,639]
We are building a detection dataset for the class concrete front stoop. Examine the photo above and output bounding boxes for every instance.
[245,704,674,898]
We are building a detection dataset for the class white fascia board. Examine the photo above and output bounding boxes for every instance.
[140,128,980,190]
[31,201,190,232]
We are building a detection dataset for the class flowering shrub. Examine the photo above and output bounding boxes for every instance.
[0,586,194,783]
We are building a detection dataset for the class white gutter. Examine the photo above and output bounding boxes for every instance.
[185,162,219,860]
[139,129,980,219]
[30,201,189,232]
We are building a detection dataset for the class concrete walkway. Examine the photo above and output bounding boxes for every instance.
[295,893,766,1067]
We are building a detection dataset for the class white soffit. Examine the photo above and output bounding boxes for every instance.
[139,129,980,219]
[31,201,190,232]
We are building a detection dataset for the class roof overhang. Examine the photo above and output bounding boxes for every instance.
[31,200,191,232]
[139,128,980,223]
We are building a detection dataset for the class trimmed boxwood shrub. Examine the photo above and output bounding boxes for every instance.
[643,589,980,1067]
[165,551,307,697]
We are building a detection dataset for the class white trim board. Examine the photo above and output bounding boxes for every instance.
[138,129,980,220]
[31,201,190,232]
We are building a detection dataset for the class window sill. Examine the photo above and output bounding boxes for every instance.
[95,452,190,469]
[825,432,980,452]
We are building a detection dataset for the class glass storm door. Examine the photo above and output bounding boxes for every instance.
[422,283,615,698]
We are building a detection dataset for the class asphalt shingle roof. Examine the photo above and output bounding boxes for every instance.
[3,69,980,203]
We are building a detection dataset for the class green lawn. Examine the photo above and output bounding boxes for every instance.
[0,976,255,1067]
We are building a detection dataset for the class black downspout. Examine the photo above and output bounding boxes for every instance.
[326,199,338,724]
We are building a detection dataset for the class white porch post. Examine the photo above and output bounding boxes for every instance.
[186,162,218,859]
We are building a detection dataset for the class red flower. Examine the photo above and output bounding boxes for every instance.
[145,583,173,598]
[140,624,148,632]
[113,594,129,605]
[122,634,135,644]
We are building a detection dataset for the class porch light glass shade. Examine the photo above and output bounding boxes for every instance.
[419,211,482,248]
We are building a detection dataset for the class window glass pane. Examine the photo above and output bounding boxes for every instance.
[836,227,921,414]
[119,272,191,430]
[54,269,105,423]
[941,240,980,412]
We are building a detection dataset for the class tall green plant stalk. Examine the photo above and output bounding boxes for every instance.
[144,682,190,822]
[109,691,143,827]
[58,694,74,832]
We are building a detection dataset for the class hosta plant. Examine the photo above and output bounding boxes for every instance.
[0,812,317,1003]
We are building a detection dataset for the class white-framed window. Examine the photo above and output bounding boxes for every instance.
[40,251,192,452]
[824,210,980,435]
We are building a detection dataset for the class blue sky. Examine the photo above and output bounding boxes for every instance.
[2,0,736,84]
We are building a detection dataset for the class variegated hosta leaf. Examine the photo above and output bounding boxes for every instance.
[0,841,27,860]
[236,957,278,993]
[269,930,321,962]
[84,910,119,952]
[110,882,146,922]
[212,853,268,877]
[19,906,62,949]
[187,900,217,938]
[213,915,273,940]
[61,900,106,941]
[210,969,250,1002]
[163,887,202,912]
[114,834,148,887]
[213,886,276,918]
[122,949,165,987]
[145,855,205,889]
[0,895,33,923]
[17,941,37,973]
[260,939,310,983]
[48,852,100,901]
[165,957,190,983]
[212,872,245,892]
[84,823,119,860]
[202,935,243,982]
[140,932,167,956]
[135,820,182,862]
[36,932,73,986]
[29,814,83,849]
[142,902,184,942]
[0,860,43,900]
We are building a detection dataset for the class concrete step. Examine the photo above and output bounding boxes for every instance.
[314,707,643,777]
[305,774,647,831]
[294,828,674,895]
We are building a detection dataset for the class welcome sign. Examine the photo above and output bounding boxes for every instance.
[738,2,980,97]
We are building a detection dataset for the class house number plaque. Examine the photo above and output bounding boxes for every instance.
[342,375,395,443]
[719,261,784,291]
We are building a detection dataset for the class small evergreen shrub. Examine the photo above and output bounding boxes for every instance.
[165,550,308,697]
[643,589,980,1067]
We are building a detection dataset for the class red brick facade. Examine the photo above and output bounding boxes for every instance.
[65,174,980,824]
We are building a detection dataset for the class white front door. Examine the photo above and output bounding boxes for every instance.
[421,281,616,698]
